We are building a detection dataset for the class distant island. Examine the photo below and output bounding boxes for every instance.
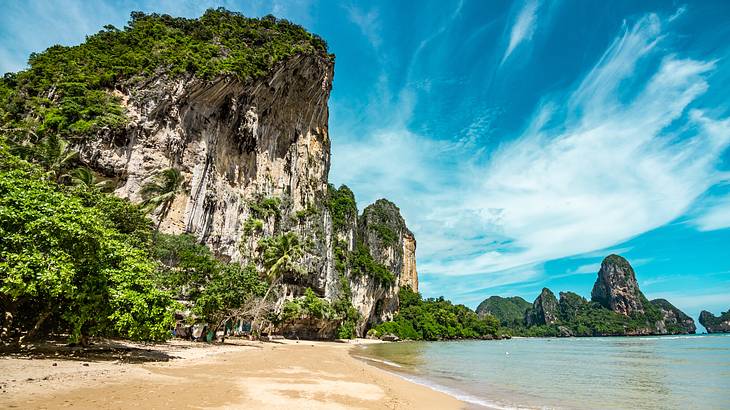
[477,255,698,337]
[699,309,730,333]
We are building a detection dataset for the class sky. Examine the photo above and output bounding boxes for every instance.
[2,0,729,330]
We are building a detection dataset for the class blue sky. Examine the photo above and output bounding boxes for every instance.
[2,1,729,329]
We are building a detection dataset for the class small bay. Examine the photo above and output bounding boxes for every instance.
[355,334,730,409]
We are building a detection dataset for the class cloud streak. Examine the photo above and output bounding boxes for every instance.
[502,0,540,63]
[332,11,730,299]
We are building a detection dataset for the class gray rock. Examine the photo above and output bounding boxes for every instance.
[525,288,559,326]
[591,255,646,316]
[699,310,730,333]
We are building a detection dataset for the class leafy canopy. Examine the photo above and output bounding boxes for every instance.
[0,148,174,342]
[0,8,331,139]
[374,287,499,341]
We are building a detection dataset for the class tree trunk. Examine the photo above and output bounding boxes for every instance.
[26,309,52,341]
[1,299,20,341]
[251,275,280,337]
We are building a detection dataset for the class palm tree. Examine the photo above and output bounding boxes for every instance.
[7,132,78,182]
[69,167,115,192]
[251,232,307,334]
[38,134,79,182]
[140,168,184,235]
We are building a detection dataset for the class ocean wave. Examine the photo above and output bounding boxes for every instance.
[351,355,403,368]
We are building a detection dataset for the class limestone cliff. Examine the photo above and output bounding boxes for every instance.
[78,53,417,337]
[651,299,697,334]
[525,288,559,326]
[591,254,646,316]
[354,199,417,332]
[484,255,695,336]
[699,310,730,333]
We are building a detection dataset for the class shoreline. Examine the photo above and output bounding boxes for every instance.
[0,338,467,409]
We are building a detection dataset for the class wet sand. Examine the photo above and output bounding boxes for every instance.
[0,338,465,409]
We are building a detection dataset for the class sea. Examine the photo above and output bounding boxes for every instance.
[353,334,730,409]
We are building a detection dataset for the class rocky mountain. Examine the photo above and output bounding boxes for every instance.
[525,288,559,326]
[1,10,417,338]
[651,299,697,334]
[476,296,531,325]
[699,310,730,333]
[479,255,696,337]
[591,254,646,315]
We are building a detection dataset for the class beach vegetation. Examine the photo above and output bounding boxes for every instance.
[0,138,175,344]
[373,287,499,341]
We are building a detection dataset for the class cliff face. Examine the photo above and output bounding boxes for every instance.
[699,310,730,333]
[525,288,559,326]
[651,299,697,334]
[78,55,417,336]
[353,199,417,332]
[591,254,646,316]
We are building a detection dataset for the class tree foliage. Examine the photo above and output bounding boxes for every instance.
[349,243,395,286]
[373,287,499,341]
[0,9,331,141]
[0,149,174,343]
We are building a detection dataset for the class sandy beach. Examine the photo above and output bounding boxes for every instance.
[0,338,465,409]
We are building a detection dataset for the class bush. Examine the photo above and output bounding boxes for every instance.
[374,287,499,341]
[0,161,175,342]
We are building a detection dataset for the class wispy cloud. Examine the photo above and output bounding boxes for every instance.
[502,0,541,63]
[455,13,730,275]
[345,4,381,49]
[332,11,730,300]
[692,190,730,231]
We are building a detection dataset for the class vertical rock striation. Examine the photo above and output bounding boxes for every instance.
[79,54,417,337]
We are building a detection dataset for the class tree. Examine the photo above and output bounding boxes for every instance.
[251,232,306,334]
[194,263,267,334]
[6,132,78,183]
[140,168,184,235]
[0,166,175,345]
[69,167,115,191]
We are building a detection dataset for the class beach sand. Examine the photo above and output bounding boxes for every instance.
[0,338,465,409]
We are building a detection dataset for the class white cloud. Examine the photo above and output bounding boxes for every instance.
[451,14,730,276]
[693,194,730,231]
[345,5,381,49]
[502,0,540,63]
[332,12,730,294]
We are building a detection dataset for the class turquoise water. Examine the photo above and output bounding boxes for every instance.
[355,335,730,409]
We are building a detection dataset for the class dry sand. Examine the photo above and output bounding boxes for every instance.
[0,338,465,409]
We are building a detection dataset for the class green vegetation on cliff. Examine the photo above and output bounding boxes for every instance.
[373,287,499,340]
[482,256,694,337]
[0,8,331,140]
[327,184,357,231]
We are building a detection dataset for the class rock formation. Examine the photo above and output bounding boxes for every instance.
[558,291,588,323]
[591,254,646,316]
[77,53,417,336]
[699,310,730,333]
[483,255,696,337]
[525,288,559,326]
[650,299,696,334]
